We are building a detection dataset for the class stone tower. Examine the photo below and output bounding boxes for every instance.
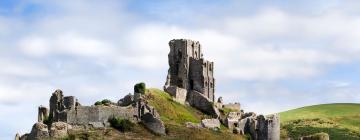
[164,39,215,102]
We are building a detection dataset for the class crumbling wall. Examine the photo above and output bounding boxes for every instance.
[63,106,136,125]
[223,103,241,112]
[38,106,48,122]
[267,114,280,140]
[164,86,187,104]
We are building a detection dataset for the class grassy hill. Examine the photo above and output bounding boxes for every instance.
[280,103,360,140]
[68,88,244,140]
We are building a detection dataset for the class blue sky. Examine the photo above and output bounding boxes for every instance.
[1,0,360,139]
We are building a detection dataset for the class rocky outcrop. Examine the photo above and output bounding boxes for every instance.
[49,122,71,138]
[28,122,49,140]
[187,90,220,117]
[141,112,166,135]
[201,119,220,129]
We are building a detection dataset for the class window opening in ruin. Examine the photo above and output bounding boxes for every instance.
[209,64,212,71]
[210,83,213,88]
[177,79,183,88]
[190,80,194,90]
[205,81,208,87]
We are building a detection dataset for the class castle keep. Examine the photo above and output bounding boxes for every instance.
[164,39,218,116]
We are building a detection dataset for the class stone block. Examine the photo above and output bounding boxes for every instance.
[201,119,220,129]
[165,86,187,104]
[117,94,134,106]
[141,112,166,135]
[187,90,219,117]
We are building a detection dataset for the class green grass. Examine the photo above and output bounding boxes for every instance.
[67,88,244,140]
[145,88,206,124]
[280,103,360,140]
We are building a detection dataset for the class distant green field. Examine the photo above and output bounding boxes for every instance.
[280,103,360,140]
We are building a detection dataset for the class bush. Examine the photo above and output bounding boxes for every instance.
[94,101,102,106]
[43,115,52,126]
[101,99,112,105]
[134,82,146,94]
[108,117,134,132]
[94,99,112,106]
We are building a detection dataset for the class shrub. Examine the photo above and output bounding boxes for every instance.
[108,117,134,132]
[43,115,52,126]
[94,99,112,106]
[101,99,112,105]
[134,82,146,94]
[94,101,102,106]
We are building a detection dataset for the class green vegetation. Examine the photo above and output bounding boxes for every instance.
[108,117,135,132]
[280,103,360,140]
[145,88,205,124]
[43,115,52,126]
[134,82,146,94]
[68,88,244,140]
[94,99,112,106]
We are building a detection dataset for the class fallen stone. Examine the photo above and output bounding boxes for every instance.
[117,94,134,106]
[187,90,220,117]
[28,122,49,140]
[201,119,220,129]
[185,122,203,129]
[141,112,166,135]
[301,132,330,140]
[88,122,105,128]
[50,122,72,138]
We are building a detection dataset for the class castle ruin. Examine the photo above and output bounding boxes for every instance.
[16,39,280,140]
[164,39,219,116]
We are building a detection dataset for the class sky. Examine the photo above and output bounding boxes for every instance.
[1,0,360,139]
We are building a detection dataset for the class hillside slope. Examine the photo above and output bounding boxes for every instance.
[68,88,244,140]
[280,103,360,140]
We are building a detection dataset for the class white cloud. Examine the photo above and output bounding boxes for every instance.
[19,32,116,58]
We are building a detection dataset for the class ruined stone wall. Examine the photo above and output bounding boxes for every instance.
[267,114,280,140]
[59,106,136,125]
[223,103,241,112]
[63,96,75,110]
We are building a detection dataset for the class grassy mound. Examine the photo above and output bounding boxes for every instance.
[280,103,360,140]
[68,88,244,140]
[144,88,244,140]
